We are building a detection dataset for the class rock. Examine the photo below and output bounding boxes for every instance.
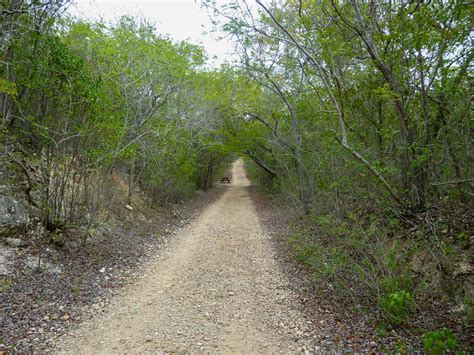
[125,204,133,211]
[0,193,30,237]
[454,261,473,277]
[60,314,70,321]
[99,267,106,273]
[0,246,14,275]
[24,256,61,274]
[5,237,24,248]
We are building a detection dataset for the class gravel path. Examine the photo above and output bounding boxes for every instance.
[58,159,314,353]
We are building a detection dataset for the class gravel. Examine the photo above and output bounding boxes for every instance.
[55,159,321,353]
[1,180,224,352]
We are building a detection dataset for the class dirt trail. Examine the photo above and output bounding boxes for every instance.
[58,159,313,353]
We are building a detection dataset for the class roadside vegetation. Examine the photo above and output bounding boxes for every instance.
[210,0,473,350]
[1,0,472,351]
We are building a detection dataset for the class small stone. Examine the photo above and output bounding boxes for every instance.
[125,204,133,211]
[99,267,106,273]
[145,336,152,342]
[5,237,23,248]
[60,314,70,321]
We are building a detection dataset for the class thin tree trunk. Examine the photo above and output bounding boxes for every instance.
[349,0,414,195]
[415,51,431,209]
[335,137,404,206]
[127,158,135,205]
[246,151,277,178]
[205,159,214,190]
[289,105,310,214]
[376,100,383,154]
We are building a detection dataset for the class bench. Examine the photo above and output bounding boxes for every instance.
[220,176,231,183]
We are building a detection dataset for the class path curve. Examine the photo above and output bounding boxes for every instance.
[58,159,311,353]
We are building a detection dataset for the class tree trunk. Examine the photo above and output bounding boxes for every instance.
[2,45,15,128]
[205,159,214,190]
[246,151,277,178]
[349,1,414,197]
[336,137,404,207]
[376,100,383,154]
[414,52,431,209]
[289,105,311,214]
[127,158,135,205]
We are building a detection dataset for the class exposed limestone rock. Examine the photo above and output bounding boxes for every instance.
[0,246,15,275]
[5,237,25,248]
[0,188,30,238]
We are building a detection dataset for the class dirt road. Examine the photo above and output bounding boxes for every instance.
[58,159,312,353]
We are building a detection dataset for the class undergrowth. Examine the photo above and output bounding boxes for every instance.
[289,213,417,324]
[286,207,471,350]
[246,159,470,350]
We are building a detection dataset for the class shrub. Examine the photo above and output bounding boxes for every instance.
[379,290,414,324]
[288,211,417,326]
[422,328,457,353]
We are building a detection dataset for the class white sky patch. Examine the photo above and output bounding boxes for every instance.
[67,0,236,67]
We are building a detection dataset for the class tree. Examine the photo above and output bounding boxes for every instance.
[204,0,472,211]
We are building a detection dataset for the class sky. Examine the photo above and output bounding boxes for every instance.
[67,0,235,66]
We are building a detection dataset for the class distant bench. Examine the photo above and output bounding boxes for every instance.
[220,176,231,183]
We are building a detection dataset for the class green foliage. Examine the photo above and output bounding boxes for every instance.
[290,234,319,268]
[49,229,63,247]
[422,328,457,353]
[0,0,471,350]
[0,78,17,95]
[289,210,418,326]
[1,5,241,234]
[379,290,414,324]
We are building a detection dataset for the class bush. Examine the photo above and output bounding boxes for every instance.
[379,290,414,324]
[288,211,416,325]
[422,328,457,353]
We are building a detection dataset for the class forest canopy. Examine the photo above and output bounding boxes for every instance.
[1,0,472,215]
